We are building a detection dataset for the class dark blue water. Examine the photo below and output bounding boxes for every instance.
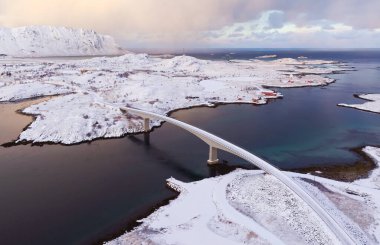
[142,48,380,63]
[0,50,380,244]
[174,81,380,168]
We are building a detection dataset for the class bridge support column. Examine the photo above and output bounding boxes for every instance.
[207,146,219,165]
[144,118,150,132]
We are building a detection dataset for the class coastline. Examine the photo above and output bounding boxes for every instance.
[0,54,352,145]
[0,71,336,148]
[338,94,380,115]
[290,146,380,182]
[1,96,380,244]
[0,95,281,147]
[0,96,54,144]
[107,146,380,244]
[103,149,380,244]
[1,89,378,183]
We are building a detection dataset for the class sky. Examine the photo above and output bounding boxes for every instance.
[0,0,380,48]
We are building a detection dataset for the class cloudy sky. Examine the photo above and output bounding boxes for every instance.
[0,0,379,48]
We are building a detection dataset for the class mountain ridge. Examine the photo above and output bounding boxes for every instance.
[0,26,124,57]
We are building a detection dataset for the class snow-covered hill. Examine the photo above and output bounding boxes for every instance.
[0,54,351,144]
[0,26,124,57]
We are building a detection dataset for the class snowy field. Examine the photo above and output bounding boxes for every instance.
[107,147,380,245]
[339,94,380,114]
[0,54,352,144]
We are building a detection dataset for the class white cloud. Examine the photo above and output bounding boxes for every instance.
[201,12,379,48]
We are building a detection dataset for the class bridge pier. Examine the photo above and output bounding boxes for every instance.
[143,118,150,132]
[207,146,219,165]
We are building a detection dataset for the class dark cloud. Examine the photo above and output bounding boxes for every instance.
[228,33,244,38]
[267,11,285,29]
[234,26,244,32]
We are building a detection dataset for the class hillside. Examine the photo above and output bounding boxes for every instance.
[0,26,124,57]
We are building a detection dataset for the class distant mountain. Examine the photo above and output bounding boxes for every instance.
[0,26,124,57]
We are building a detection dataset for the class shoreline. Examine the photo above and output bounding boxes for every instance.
[87,188,179,245]
[1,95,378,183]
[338,104,380,115]
[1,96,379,243]
[0,54,353,145]
[0,96,56,144]
[1,96,280,147]
[106,151,380,244]
[338,94,380,115]
[337,92,380,114]
[1,72,339,148]
[96,145,380,244]
[289,146,380,182]
[91,163,250,244]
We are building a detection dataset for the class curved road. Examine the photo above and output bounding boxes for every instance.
[121,106,356,245]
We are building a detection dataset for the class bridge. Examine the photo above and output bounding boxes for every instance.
[121,106,356,245]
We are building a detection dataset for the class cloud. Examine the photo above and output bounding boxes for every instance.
[0,0,272,38]
[278,0,380,29]
[234,26,244,32]
[0,0,379,47]
[267,11,285,29]
[228,33,244,38]
[202,10,380,48]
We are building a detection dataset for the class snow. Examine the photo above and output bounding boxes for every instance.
[354,146,380,189]
[256,55,278,59]
[227,173,339,244]
[107,147,380,245]
[200,80,228,92]
[0,82,71,101]
[0,55,352,144]
[339,94,380,114]
[19,93,142,144]
[0,26,123,57]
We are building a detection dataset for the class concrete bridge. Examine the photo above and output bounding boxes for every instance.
[121,106,356,245]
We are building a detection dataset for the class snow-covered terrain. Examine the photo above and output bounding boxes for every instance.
[355,146,380,189]
[107,147,380,245]
[0,55,352,144]
[339,94,380,114]
[0,26,123,57]
[256,54,277,59]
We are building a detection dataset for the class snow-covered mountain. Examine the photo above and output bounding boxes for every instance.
[0,26,124,57]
